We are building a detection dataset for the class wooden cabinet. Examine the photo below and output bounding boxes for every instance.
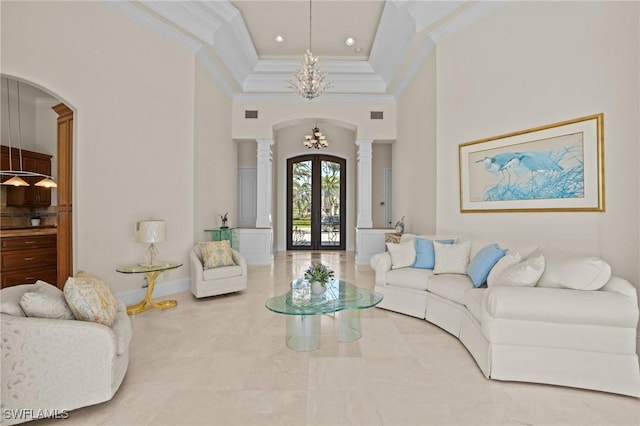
[1,145,53,207]
[1,234,57,288]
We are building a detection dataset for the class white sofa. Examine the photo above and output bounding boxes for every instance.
[0,284,131,425]
[371,234,640,397]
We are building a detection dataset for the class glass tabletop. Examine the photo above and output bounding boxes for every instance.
[265,279,383,316]
[116,262,183,274]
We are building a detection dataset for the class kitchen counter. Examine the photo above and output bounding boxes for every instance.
[0,226,58,238]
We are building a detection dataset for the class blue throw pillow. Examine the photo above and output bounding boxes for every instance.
[413,238,455,269]
[467,243,507,287]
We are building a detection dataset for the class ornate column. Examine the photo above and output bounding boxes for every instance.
[356,139,374,228]
[255,138,274,228]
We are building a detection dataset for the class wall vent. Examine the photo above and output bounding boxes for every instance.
[245,110,258,119]
[370,111,384,120]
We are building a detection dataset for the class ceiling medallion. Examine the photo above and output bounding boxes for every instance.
[288,0,332,100]
[303,126,328,149]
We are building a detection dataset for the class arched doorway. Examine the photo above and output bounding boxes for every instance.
[287,154,346,250]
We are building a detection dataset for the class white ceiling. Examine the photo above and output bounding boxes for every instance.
[230,0,385,60]
[107,1,504,99]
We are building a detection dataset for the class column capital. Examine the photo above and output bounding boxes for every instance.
[256,138,274,147]
[355,138,374,147]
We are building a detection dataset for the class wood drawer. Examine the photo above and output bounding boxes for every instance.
[1,267,58,288]
[2,247,57,269]
[1,235,56,250]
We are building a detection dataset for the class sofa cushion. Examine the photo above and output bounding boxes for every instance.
[203,264,244,280]
[199,240,236,269]
[492,255,545,287]
[386,241,416,269]
[467,244,507,287]
[413,238,454,269]
[463,288,486,323]
[433,240,471,275]
[20,280,74,320]
[537,249,611,291]
[426,274,474,304]
[484,286,638,327]
[386,268,434,291]
[64,273,118,326]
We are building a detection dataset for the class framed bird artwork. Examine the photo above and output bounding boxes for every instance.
[459,113,604,213]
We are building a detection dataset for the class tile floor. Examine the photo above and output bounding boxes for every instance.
[33,251,639,425]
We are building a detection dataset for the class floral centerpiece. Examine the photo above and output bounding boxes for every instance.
[304,263,334,295]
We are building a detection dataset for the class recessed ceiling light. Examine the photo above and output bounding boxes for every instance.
[275,35,284,43]
[345,37,356,47]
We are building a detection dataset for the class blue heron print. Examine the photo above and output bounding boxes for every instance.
[470,133,585,202]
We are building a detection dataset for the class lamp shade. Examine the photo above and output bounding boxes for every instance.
[135,220,166,244]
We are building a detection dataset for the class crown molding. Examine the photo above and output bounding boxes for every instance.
[234,93,396,104]
[429,1,506,44]
[107,1,503,101]
[103,1,201,53]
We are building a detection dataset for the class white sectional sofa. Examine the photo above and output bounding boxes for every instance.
[370,234,640,397]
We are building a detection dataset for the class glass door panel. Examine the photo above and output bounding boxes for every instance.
[320,159,342,248]
[290,159,312,248]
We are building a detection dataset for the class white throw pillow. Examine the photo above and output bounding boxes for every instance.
[492,255,545,287]
[433,240,471,275]
[487,252,522,287]
[537,251,611,291]
[20,280,74,320]
[386,242,416,269]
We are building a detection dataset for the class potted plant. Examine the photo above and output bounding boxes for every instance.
[304,263,335,295]
[219,212,229,229]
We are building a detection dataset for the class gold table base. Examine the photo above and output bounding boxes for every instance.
[126,270,178,315]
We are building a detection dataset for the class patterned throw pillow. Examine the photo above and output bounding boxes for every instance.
[63,273,118,326]
[199,240,236,269]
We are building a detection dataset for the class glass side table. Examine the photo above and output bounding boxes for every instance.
[116,262,182,315]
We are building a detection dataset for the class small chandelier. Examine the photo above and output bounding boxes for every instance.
[288,0,332,100]
[303,126,328,149]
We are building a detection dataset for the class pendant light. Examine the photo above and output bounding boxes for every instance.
[1,78,57,188]
[288,0,332,100]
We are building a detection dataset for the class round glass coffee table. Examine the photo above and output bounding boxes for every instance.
[265,279,383,351]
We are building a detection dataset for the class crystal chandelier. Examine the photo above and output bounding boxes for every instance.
[288,0,332,100]
[303,126,328,149]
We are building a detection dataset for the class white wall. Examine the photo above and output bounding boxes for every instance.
[193,59,235,242]
[2,1,196,292]
[394,50,438,234]
[435,2,640,289]
[232,97,397,140]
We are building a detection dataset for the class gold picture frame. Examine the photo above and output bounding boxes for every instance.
[459,113,604,213]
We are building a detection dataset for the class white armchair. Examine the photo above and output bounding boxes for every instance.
[190,245,247,298]
[0,284,131,425]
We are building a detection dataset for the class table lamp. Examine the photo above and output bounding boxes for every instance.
[135,219,166,266]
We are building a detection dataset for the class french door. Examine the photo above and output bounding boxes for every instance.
[287,155,346,250]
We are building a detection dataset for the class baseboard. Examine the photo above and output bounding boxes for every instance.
[115,277,190,305]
